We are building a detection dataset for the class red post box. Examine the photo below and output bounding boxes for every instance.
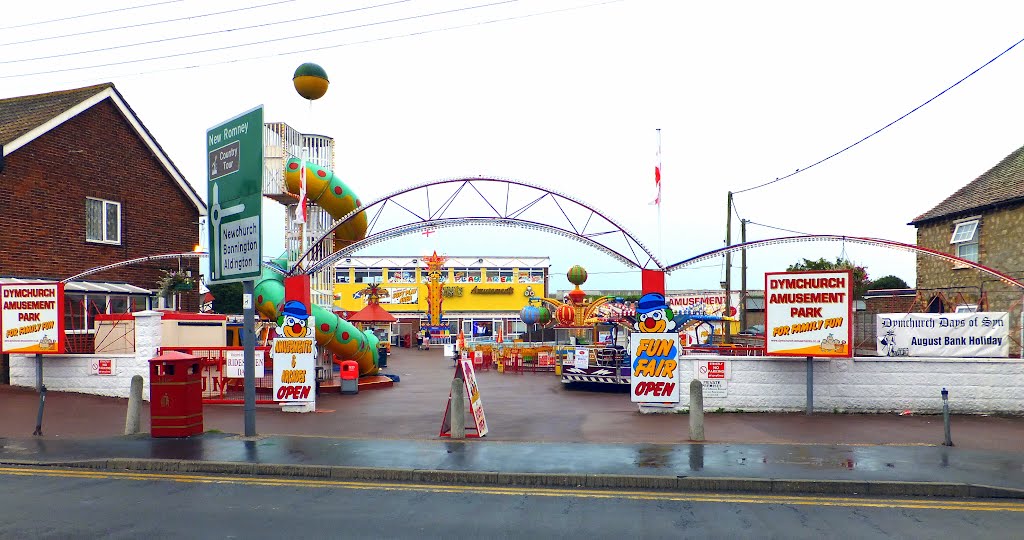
[149,350,203,437]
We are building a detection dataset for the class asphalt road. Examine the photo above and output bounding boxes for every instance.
[0,467,1020,539]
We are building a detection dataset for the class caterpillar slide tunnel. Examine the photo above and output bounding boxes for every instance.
[253,159,379,376]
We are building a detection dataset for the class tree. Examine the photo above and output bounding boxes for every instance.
[786,257,870,299]
[208,282,243,314]
[867,275,909,291]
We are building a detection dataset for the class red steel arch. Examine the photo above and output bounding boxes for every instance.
[664,234,1024,289]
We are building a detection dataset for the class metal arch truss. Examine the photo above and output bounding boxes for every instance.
[664,234,1024,290]
[294,177,662,276]
[61,252,287,283]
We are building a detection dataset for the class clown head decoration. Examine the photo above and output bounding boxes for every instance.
[633,292,677,333]
[278,300,312,338]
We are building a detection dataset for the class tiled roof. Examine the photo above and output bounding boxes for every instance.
[0,82,205,214]
[910,144,1024,225]
[0,83,113,146]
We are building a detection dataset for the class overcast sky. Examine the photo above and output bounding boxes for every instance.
[3,0,1024,293]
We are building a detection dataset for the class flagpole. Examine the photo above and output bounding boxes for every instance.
[656,128,662,265]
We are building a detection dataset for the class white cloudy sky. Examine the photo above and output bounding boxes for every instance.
[3,0,1024,293]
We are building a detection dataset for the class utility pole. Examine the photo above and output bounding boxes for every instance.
[741,218,748,331]
[724,191,732,344]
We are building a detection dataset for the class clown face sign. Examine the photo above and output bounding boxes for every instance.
[633,292,678,334]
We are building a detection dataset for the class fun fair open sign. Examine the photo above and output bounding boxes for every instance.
[629,333,681,403]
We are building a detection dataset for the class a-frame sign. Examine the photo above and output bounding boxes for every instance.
[439,355,488,438]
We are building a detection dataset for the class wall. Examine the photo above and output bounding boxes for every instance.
[916,204,1024,313]
[642,356,1024,415]
[0,99,200,311]
[9,311,163,400]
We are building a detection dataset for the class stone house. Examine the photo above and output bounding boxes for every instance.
[909,144,1024,315]
[0,83,205,363]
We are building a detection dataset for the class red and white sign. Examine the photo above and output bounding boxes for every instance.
[91,358,115,376]
[1,282,65,354]
[667,292,740,317]
[461,359,488,436]
[765,270,852,357]
[271,316,316,403]
[226,349,265,378]
[694,359,730,380]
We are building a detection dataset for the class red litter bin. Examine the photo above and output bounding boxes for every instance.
[340,360,359,395]
[149,351,203,437]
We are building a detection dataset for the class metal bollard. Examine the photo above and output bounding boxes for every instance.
[33,385,47,436]
[451,378,466,439]
[941,387,953,446]
[689,379,705,442]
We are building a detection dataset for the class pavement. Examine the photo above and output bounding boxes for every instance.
[1,346,1023,498]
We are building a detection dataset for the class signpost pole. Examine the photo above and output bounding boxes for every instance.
[805,356,814,415]
[206,105,263,436]
[34,353,42,392]
[243,280,256,437]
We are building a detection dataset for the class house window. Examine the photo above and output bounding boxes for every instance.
[517,268,545,283]
[484,269,514,283]
[387,268,416,283]
[453,268,481,283]
[354,269,382,284]
[86,198,121,244]
[950,219,979,262]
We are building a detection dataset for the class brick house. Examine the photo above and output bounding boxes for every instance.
[0,83,206,360]
[909,144,1024,316]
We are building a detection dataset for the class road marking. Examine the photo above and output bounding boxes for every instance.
[0,466,1020,512]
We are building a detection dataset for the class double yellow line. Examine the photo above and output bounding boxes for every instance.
[1,466,1021,513]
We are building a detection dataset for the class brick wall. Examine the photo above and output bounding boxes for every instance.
[0,99,200,311]
[641,356,1024,414]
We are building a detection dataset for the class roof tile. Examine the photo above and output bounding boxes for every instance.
[0,83,112,147]
[911,144,1024,224]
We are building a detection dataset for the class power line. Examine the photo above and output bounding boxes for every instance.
[1,0,413,64]
[0,0,298,49]
[0,0,521,78]
[732,33,1024,195]
[0,0,183,31]
[745,220,815,236]
[4,0,620,82]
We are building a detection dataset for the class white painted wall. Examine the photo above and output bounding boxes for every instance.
[9,311,163,400]
[640,356,1024,414]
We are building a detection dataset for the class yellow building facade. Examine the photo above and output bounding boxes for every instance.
[330,256,549,341]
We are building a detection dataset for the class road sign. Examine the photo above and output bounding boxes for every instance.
[206,106,263,284]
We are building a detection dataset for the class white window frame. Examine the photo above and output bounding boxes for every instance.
[949,218,979,264]
[86,197,121,244]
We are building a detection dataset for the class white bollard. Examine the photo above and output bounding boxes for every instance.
[689,379,704,442]
[451,378,466,439]
[124,375,144,435]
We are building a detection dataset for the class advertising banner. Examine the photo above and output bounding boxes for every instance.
[877,312,1009,358]
[629,332,681,403]
[460,358,488,436]
[380,287,418,304]
[667,291,740,317]
[1,283,64,354]
[272,314,316,403]
[765,271,852,357]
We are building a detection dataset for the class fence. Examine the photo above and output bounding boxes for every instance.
[159,346,276,404]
